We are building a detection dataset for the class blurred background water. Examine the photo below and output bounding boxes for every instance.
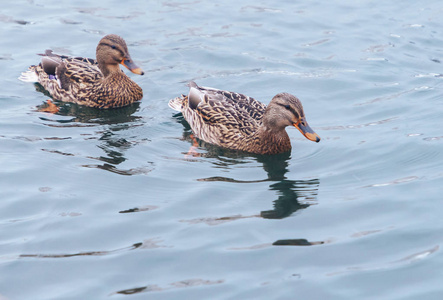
[1,1,443,299]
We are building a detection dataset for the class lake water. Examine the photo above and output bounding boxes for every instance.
[1,1,443,299]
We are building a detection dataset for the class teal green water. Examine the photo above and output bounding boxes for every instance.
[1,1,443,299]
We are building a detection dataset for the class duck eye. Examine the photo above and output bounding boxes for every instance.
[111,45,116,49]
[284,104,290,110]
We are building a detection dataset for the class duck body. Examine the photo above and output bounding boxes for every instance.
[19,34,144,109]
[169,81,320,155]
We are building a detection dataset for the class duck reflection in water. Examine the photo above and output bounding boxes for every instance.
[172,116,320,220]
[38,101,153,176]
[259,154,319,220]
[197,151,319,221]
[174,115,323,245]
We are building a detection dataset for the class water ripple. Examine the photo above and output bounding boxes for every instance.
[327,245,439,276]
[363,176,420,188]
[318,117,397,131]
[81,163,153,176]
[240,5,282,13]
[424,136,443,141]
[112,278,224,296]
[119,205,159,214]
[302,38,330,47]
[18,242,143,259]
[16,239,169,260]
[0,14,31,25]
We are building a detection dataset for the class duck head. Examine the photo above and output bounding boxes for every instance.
[265,93,320,142]
[96,34,144,77]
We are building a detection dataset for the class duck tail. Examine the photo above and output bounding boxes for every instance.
[168,95,185,112]
[18,68,39,83]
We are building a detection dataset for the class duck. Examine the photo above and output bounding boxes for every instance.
[168,81,320,155]
[19,34,144,109]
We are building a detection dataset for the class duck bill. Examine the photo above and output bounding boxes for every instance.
[121,58,144,75]
[293,119,321,143]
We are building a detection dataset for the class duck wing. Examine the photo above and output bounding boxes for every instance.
[170,81,283,152]
[38,50,100,91]
[189,81,267,123]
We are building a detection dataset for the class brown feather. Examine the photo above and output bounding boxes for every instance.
[24,34,143,109]
[169,81,320,155]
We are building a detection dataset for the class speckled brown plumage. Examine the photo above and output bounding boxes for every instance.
[169,81,320,155]
[20,34,144,109]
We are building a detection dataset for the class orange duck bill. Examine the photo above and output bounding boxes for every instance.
[293,118,321,143]
[121,58,144,75]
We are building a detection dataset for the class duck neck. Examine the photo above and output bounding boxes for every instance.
[258,124,289,141]
[256,124,291,154]
[99,63,121,78]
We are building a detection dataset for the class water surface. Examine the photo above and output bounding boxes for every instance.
[1,1,443,299]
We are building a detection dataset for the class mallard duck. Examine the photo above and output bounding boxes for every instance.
[19,34,144,109]
[169,81,320,155]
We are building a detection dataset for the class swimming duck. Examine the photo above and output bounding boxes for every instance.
[169,81,320,155]
[19,34,144,109]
